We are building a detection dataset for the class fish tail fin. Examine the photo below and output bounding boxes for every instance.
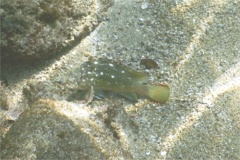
[144,84,170,103]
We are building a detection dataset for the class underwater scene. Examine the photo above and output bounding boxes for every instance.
[1,0,240,159]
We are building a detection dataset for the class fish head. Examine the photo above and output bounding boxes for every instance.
[78,61,96,90]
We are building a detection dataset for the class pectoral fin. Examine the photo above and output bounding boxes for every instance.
[84,86,94,105]
[67,90,87,101]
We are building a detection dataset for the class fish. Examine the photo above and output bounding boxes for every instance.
[140,59,158,69]
[77,60,170,104]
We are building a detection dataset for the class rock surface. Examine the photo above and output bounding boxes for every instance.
[1,0,113,61]
[1,0,240,159]
[1,99,133,159]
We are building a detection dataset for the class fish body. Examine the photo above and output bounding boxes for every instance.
[78,60,170,103]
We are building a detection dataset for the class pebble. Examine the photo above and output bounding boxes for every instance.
[141,2,149,10]
[146,151,151,155]
[161,151,167,156]
[83,52,91,57]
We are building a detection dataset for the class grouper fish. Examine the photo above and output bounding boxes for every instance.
[77,60,170,104]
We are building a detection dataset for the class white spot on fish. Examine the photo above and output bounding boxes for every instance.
[111,75,115,78]
[121,70,125,73]
[94,61,98,64]
[100,72,104,75]
[109,63,114,67]
[90,78,94,81]
[88,72,91,74]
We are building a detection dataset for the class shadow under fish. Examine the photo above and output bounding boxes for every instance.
[77,60,170,104]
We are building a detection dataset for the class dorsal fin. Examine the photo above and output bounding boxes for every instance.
[118,65,149,84]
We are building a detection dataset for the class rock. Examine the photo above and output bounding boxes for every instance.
[0,0,113,62]
[0,99,133,159]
